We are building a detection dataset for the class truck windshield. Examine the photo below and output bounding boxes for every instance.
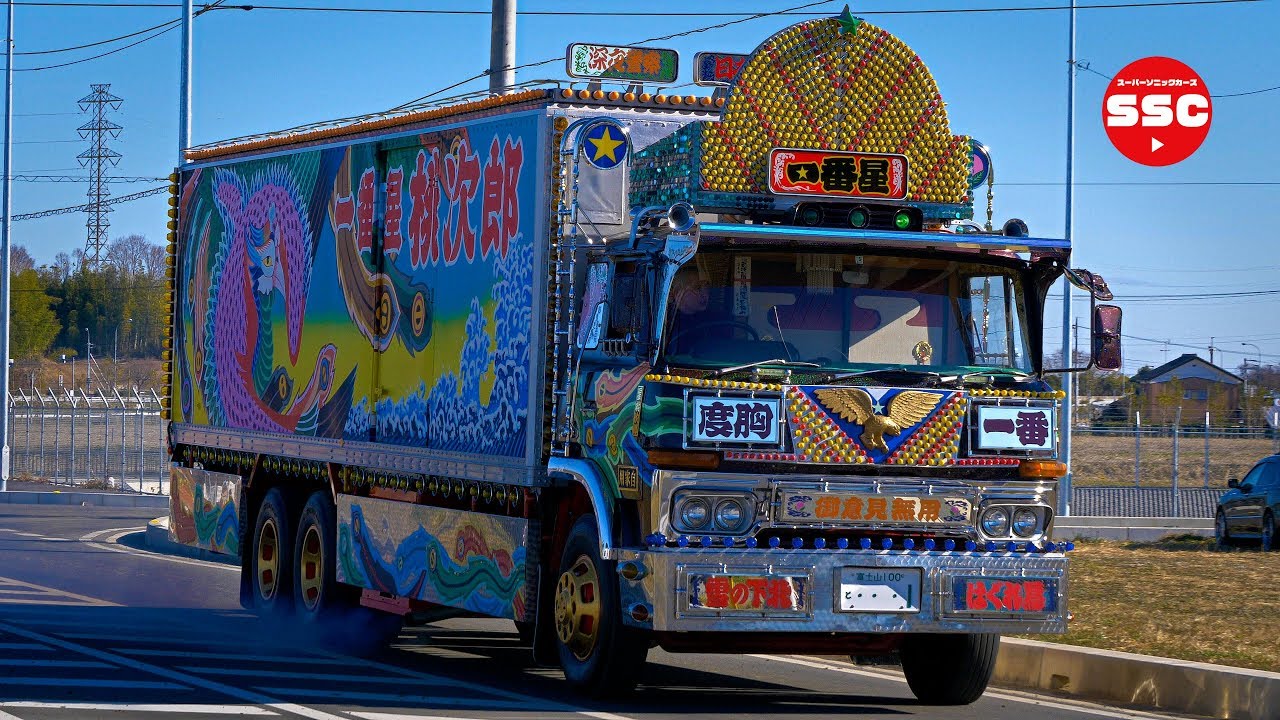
[662,250,1033,374]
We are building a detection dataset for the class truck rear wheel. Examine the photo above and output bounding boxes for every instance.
[554,515,648,695]
[250,488,293,615]
[293,491,403,655]
[900,633,999,705]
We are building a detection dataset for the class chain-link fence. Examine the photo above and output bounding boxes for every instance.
[1072,423,1277,490]
[7,388,169,494]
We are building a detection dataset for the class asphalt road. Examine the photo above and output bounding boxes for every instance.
[0,503,1185,720]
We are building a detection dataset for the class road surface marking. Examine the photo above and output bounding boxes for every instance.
[80,527,239,571]
[754,654,1185,720]
[254,688,540,709]
[348,714,551,720]
[119,649,355,665]
[188,667,452,684]
[0,709,23,720]
[0,642,52,651]
[55,631,260,646]
[0,659,115,669]
[0,677,188,690]
[0,575,119,607]
[0,622,357,720]
[0,702,276,716]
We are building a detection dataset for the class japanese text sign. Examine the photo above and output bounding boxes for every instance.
[688,573,807,613]
[783,492,971,525]
[974,406,1055,451]
[567,43,679,84]
[953,577,1058,614]
[768,149,908,200]
[690,396,781,445]
[693,52,748,86]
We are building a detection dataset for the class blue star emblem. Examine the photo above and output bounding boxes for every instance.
[582,121,629,170]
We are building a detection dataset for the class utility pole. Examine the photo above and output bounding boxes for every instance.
[0,0,14,491]
[1058,0,1077,517]
[1073,316,1080,419]
[1208,336,1215,365]
[77,84,123,269]
[85,329,93,393]
[179,0,192,163]
[488,0,515,95]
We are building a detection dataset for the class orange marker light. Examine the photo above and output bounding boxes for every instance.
[1019,460,1067,479]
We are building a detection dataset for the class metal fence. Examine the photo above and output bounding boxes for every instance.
[7,388,168,494]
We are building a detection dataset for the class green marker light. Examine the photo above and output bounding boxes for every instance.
[894,210,912,230]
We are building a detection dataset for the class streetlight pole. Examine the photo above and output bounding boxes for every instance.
[178,0,192,162]
[0,0,15,491]
[1058,0,1077,517]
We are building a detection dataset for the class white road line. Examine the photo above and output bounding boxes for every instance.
[118,649,354,665]
[55,631,256,645]
[348,714,552,720]
[0,702,277,716]
[0,709,24,720]
[0,575,119,607]
[81,532,240,572]
[757,655,1185,720]
[0,677,188,690]
[0,659,114,668]
[0,599,103,606]
[78,527,150,542]
[0,642,53,651]
[0,621,399,720]
[254,688,539,708]
[186,667,448,684]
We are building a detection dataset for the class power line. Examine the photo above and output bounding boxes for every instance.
[12,174,167,183]
[12,186,166,222]
[1003,181,1280,186]
[1075,59,1278,99]
[1114,289,1279,300]
[15,17,177,55]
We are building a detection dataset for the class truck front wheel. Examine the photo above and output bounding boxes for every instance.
[554,515,648,695]
[250,488,293,615]
[293,491,403,655]
[899,633,999,705]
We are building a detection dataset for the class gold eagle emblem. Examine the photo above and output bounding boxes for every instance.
[812,388,943,452]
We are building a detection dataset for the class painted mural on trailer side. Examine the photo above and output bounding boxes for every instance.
[173,114,538,459]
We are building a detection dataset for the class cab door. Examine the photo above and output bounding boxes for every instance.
[1229,462,1270,535]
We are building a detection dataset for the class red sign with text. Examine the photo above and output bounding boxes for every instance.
[1102,56,1211,167]
[768,149,908,200]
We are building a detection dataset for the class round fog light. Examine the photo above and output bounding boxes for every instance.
[679,498,710,530]
[1012,508,1039,537]
[981,507,1010,537]
[714,498,746,532]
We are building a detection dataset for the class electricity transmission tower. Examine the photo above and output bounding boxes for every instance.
[77,84,123,269]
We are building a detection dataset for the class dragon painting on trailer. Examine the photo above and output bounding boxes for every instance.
[172,113,540,459]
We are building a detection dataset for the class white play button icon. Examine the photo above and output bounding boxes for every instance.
[1151,137,1164,152]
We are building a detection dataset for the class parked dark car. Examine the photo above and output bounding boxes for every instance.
[1215,455,1280,550]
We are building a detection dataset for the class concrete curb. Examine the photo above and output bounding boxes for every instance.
[143,516,238,565]
[995,637,1280,720]
[1055,516,1213,542]
[0,490,169,509]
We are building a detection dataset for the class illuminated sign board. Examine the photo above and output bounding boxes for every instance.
[768,149,909,200]
[693,52,748,86]
[566,43,679,84]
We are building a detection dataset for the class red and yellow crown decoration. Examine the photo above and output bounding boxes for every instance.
[699,12,971,206]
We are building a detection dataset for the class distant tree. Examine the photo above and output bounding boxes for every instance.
[11,245,34,273]
[9,270,59,358]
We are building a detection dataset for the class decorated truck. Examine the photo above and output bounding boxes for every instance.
[165,9,1121,705]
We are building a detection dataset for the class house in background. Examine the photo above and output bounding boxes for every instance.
[1131,353,1242,424]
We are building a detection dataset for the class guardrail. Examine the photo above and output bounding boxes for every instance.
[6,388,168,494]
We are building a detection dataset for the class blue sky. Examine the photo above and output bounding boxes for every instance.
[5,0,1278,374]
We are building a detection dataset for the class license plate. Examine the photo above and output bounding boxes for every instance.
[687,573,808,613]
[952,576,1058,614]
[837,568,922,613]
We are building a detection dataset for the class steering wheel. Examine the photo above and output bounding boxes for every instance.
[668,320,760,347]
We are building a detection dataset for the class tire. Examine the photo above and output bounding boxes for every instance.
[1215,510,1233,550]
[1262,512,1276,552]
[292,491,403,656]
[554,515,648,696]
[250,488,294,615]
[900,633,999,705]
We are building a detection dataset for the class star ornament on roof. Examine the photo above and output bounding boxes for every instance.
[835,5,860,35]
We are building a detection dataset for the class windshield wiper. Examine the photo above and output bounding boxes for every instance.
[708,358,821,378]
[828,366,943,384]
[945,368,1033,384]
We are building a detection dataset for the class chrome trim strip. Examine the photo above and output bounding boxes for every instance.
[547,456,616,560]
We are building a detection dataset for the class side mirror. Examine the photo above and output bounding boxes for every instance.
[1228,478,1239,489]
[1092,304,1122,371]
[1241,484,1254,494]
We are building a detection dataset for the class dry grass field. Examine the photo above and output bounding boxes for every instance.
[1039,537,1280,672]
[1070,433,1276,488]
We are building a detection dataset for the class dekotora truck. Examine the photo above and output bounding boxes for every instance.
[165,10,1122,705]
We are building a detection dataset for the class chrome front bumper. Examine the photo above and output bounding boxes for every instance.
[616,546,1068,634]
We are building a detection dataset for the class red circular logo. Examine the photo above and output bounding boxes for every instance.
[1102,56,1211,166]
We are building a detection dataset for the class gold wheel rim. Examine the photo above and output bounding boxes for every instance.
[257,517,279,601]
[299,524,324,612]
[554,554,602,661]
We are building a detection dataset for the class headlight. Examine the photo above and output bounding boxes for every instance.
[1012,508,1039,537]
[981,507,1010,537]
[714,498,747,532]
[679,498,710,529]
